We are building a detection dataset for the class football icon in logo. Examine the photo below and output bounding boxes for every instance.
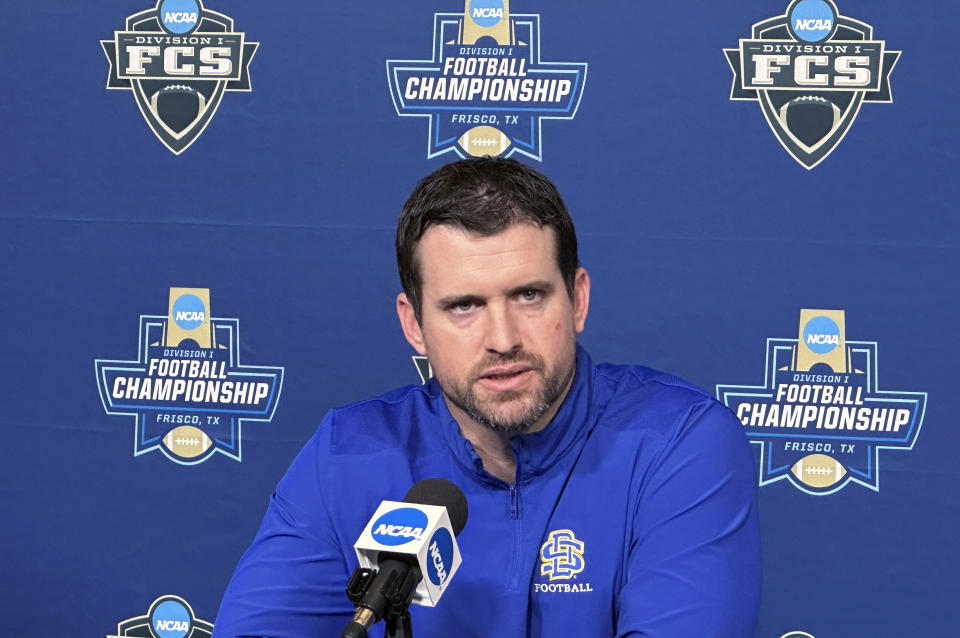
[777,95,842,149]
[149,84,207,134]
[457,125,512,157]
[790,453,847,489]
[163,425,212,459]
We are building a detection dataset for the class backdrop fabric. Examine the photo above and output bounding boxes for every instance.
[1,1,956,637]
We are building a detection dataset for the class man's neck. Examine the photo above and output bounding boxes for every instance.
[443,372,575,484]
[454,417,517,484]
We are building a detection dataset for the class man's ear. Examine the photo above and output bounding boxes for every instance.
[397,293,427,355]
[572,267,590,334]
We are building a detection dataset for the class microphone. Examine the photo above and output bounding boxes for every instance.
[342,478,468,638]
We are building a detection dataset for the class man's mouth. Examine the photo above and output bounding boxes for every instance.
[480,364,532,380]
[476,364,537,392]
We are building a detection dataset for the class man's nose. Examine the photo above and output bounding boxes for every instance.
[484,304,522,354]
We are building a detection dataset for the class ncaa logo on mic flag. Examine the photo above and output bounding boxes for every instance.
[724,0,899,169]
[94,288,284,465]
[716,309,926,495]
[101,0,258,154]
[107,595,214,638]
[371,507,429,545]
[426,527,455,586]
[387,1,588,161]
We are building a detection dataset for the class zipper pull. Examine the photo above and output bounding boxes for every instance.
[509,485,521,519]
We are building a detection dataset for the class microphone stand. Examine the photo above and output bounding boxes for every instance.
[344,565,417,638]
[384,606,413,638]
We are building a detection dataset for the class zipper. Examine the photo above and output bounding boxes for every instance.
[468,438,526,590]
[507,439,524,591]
[508,483,522,590]
[509,485,521,519]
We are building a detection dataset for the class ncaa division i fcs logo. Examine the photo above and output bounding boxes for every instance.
[101,0,258,154]
[387,1,587,160]
[108,595,213,638]
[724,0,899,168]
[717,309,926,495]
[95,288,283,465]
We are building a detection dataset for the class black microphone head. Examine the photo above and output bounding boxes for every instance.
[403,478,468,536]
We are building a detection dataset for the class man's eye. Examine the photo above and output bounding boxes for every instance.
[451,301,474,313]
[520,290,541,302]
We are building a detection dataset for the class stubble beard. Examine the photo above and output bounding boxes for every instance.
[439,346,577,436]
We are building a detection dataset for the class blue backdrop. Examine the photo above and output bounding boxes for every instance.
[1,1,957,636]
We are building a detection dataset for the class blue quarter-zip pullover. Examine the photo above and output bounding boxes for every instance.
[214,346,761,637]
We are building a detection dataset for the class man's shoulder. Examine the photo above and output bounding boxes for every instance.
[595,361,713,404]
[318,382,442,456]
[332,381,438,415]
[591,361,729,434]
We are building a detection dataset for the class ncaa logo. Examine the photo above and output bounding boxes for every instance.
[172,293,206,330]
[160,0,200,34]
[149,597,192,638]
[371,507,428,546]
[788,0,836,42]
[802,315,840,354]
[426,527,454,586]
[469,0,504,27]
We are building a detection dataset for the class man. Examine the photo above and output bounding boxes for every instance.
[214,158,761,637]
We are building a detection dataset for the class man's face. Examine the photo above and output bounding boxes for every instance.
[398,222,589,435]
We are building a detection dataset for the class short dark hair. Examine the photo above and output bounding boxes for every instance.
[397,157,579,323]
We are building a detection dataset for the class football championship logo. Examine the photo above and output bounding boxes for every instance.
[717,309,926,494]
[387,1,588,160]
[108,595,213,638]
[724,0,899,168]
[95,288,283,465]
[101,0,258,154]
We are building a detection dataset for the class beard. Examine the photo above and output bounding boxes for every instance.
[438,346,577,436]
